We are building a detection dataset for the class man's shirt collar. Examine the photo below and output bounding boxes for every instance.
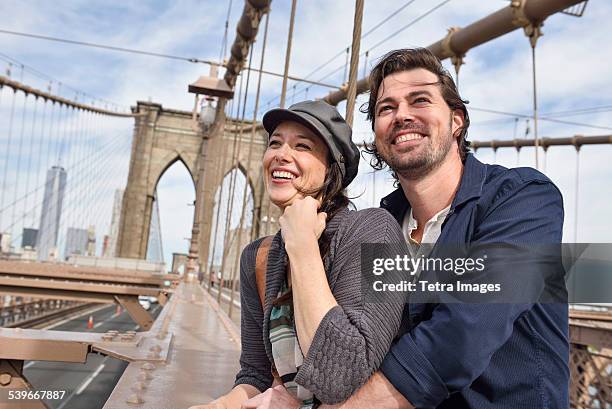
[380,153,487,222]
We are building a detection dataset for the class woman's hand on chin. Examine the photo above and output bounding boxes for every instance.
[280,196,326,250]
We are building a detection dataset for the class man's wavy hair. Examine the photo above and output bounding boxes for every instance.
[360,48,470,185]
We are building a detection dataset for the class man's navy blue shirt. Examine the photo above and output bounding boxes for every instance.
[379,154,569,409]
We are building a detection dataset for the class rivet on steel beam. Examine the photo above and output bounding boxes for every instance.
[149,345,162,353]
[0,373,12,386]
[141,363,156,371]
[126,393,145,405]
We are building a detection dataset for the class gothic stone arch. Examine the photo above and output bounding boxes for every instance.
[116,101,270,262]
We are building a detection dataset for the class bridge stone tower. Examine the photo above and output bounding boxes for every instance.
[116,101,273,267]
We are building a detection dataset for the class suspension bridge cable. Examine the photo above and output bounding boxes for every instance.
[289,0,419,88]
[0,74,18,230]
[41,100,58,217]
[574,148,580,243]
[218,44,255,304]
[207,95,237,286]
[22,95,39,228]
[10,91,29,232]
[4,125,126,225]
[0,52,124,111]
[365,0,452,54]
[77,111,96,231]
[62,106,82,233]
[210,73,244,294]
[280,0,298,109]
[0,29,219,66]
[83,114,102,233]
[0,119,126,216]
[544,104,612,117]
[228,11,270,318]
[219,0,234,63]
[531,41,540,169]
[69,134,130,258]
[52,132,130,258]
[345,0,365,127]
[362,0,419,38]
[276,0,452,107]
[32,94,49,226]
[6,131,130,246]
[470,106,612,131]
[49,87,65,167]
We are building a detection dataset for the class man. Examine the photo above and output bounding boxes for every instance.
[244,48,569,409]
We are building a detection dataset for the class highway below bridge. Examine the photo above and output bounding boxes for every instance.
[23,303,162,409]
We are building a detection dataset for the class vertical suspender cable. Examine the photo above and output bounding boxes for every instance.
[343,47,350,85]
[42,98,57,199]
[8,131,127,248]
[219,0,234,63]
[10,90,29,241]
[70,106,86,231]
[219,46,255,304]
[0,85,17,231]
[345,0,365,127]
[215,74,244,300]
[279,0,297,109]
[32,95,48,226]
[76,110,90,231]
[66,106,82,234]
[531,44,539,169]
[229,11,270,318]
[574,147,580,243]
[265,0,298,234]
[23,95,39,227]
[207,97,236,291]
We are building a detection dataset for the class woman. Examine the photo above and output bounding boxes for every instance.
[192,100,407,408]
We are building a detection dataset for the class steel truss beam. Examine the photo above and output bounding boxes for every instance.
[322,0,587,106]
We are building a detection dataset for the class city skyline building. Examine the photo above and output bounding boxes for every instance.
[21,228,38,249]
[146,192,163,263]
[37,166,67,261]
[87,225,96,256]
[0,232,12,253]
[65,227,88,258]
[106,189,124,257]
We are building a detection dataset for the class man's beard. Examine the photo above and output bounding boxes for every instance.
[379,120,454,180]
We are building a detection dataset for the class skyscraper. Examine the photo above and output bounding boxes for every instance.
[106,189,123,257]
[87,225,96,256]
[21,228,38,249]
[37,166,67,261]
[64,227,88,258]
[146,192,163,263]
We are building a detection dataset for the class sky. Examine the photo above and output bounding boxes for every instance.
[0,0,610,269]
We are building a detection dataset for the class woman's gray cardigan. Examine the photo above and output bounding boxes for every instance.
[234,207,408,404]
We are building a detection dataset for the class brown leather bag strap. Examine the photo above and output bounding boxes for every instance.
[255,235,282,383]
[255,235,274,309]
